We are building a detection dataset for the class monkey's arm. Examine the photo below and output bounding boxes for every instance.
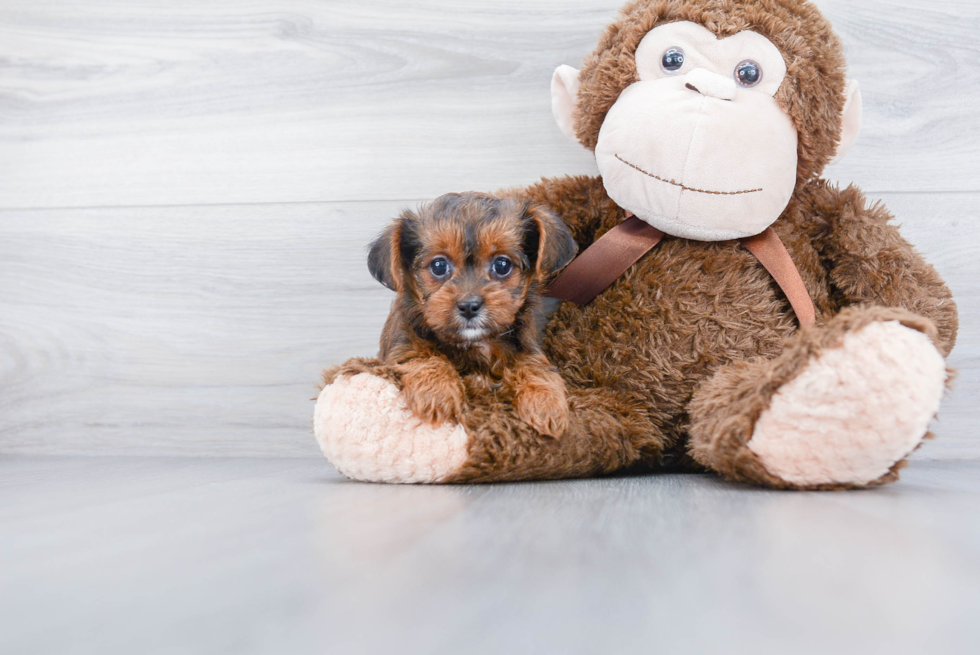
[805,181,958,356]
[505,175,616,248]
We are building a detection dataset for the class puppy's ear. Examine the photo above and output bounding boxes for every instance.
[367,223,400,290]
[367,212,420,291]
[521,204,578,281]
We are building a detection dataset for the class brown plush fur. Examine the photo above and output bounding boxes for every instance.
[429,168,957,487]
[489,175,955,488]
[687,305,944,490]
[365,192,578,438]
[324,0,959,489]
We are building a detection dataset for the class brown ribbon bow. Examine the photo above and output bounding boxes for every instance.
[546,213,815,328]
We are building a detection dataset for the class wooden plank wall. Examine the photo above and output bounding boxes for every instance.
[1,0,977,458]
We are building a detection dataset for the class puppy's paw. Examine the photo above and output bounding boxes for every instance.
[515,376,569,439]
[399,362,465,427]
[404,383,464,427]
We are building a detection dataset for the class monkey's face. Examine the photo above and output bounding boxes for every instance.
[552,14,862,242]
[594,22,797,241]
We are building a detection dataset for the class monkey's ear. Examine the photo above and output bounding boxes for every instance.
[551,65,582,141]
[522,204,578,281]
[367,215,418,291]
[829,80,863,165]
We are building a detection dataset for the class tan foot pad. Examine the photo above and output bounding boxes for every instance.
[314,373,469,484]
[748,321,947,486]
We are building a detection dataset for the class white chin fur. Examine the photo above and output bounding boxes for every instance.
[459,327,488,342]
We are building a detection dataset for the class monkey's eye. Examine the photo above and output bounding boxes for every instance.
[491,256,513,278]
[429,257,451,278]
[735,60,762,88]
[661,47,685,74]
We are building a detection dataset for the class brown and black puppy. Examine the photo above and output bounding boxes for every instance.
[367,192,577,438]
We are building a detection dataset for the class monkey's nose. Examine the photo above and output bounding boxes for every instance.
[684,68,737,101]
[456,297,484,320]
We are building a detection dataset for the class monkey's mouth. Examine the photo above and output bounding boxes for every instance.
[615,155,763,196]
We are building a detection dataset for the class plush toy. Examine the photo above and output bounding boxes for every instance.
[315,0,958,490]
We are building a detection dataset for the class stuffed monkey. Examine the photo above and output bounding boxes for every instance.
[315,0,958,490]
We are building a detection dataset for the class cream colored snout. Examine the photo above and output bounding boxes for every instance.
[683,68,737,101]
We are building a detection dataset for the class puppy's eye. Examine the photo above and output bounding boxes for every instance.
[661,47,685,74]
[734,60,762,88]
[429,257,450,278]
[491,256,513,278]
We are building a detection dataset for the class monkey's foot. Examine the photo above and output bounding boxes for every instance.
[747,321,947,487]
[315,373,470,484]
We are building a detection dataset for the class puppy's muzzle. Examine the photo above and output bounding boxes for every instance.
[456,296,484,320]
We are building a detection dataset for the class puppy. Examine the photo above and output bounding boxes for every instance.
[367,192,578,438]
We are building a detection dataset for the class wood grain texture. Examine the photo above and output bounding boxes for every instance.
[0,0,977,459]
[0,201,402,457]
[2,456,980,654]
[1,193,977,458]
[0,0,978,210]
[817,0,980,194]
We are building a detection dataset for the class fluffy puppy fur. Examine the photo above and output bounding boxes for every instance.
[368,192,578,438]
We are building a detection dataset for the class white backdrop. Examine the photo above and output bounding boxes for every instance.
[1,0,977,457]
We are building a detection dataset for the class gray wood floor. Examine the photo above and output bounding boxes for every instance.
[2,456,979,655]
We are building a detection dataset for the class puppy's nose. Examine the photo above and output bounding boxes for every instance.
[456,297,484,320]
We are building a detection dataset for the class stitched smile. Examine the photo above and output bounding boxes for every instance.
[615,154,763,196]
